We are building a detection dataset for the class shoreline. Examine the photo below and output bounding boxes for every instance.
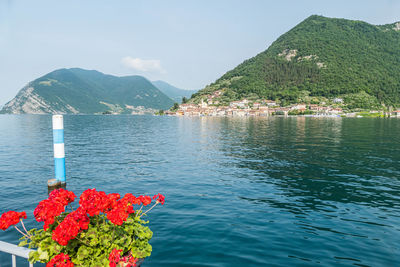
[161,113,398,118]
[0,113,399,118]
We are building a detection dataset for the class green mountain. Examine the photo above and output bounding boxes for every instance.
[152,80,197,103]
[191,15,400,108]
[1,68,175,114]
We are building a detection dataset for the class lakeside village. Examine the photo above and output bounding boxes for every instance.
[163,91,400,118]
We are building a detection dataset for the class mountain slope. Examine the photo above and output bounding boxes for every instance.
[152,80,197,103]
[191,15,400,106]
[1,68,175,114]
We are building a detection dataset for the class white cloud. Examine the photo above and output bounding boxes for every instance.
[121,56,166,73]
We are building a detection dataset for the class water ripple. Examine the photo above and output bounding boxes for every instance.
[0,115,400,266]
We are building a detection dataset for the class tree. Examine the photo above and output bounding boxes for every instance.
[182,97,188,104]
[170,103,179,111]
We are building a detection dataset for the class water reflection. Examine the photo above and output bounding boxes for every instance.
[202,117,400,211]
[190,116,400,265]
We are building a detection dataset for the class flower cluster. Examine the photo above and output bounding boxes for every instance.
[0,211,26,231]
[3,188,165,266]
[49,189,76,206]
[106,197,135,226]
[48,189,165,245]
[108,249,138,267]
[109,248,123,267]
[153,193,165,205]
[34,188,76,230]
[106,193,156,225]
[79,189,110,216]
[47,253,74,267]
[120,254,138,267]
[51,188,117,246]
[52,207,90,246]
[138,195,152,206]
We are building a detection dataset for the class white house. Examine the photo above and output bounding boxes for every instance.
[333,98,343,104]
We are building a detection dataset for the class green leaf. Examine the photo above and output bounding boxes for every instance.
[28,251,39,263]
[89,238,99,246]
[38,248,49,261]
[77,246,90,260]
[101,235,112,247]
[18,239,28,247]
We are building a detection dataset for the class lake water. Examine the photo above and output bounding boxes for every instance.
[0,115,400,266]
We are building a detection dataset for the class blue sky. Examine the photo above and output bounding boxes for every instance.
[1,0,399,105]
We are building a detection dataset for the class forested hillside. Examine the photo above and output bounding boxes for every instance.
[191,15,400,107]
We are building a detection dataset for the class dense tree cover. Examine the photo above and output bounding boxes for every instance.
[191,15,400,108]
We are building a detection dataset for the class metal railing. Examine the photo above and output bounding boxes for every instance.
[0,240,34,267]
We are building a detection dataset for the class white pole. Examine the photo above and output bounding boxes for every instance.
[52,115,66,184]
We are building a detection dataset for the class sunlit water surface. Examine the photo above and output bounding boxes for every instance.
[0,115,399,266]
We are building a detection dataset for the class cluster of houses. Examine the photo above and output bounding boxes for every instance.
[165,97,344,117]
[163,91,400,117]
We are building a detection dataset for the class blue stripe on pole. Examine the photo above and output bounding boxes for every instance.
[54,157,66,183]
[53,129,64,144]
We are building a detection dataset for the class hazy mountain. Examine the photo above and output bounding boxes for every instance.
[1,68,175,114]
[152,80,197,103]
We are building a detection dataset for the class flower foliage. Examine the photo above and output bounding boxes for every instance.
[0,188,165,266]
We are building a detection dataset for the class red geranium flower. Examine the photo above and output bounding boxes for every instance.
[153,193,165,205]
[52,207,89,246]
[106,193,121,209]
[120,253,138,267]
[109,248,123,267]
[47,253,74,267]
[34,188,76,230]
[106,199,135,226]
[79,189,109,216]
[49,188,76,206]
[120,193,136,205]
[138,195,152,206]
[0,211,26,231]
[34,199,65,230]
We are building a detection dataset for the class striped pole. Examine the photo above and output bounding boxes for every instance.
[52,115,66,184]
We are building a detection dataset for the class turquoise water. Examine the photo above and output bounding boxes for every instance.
[0,115,400,266]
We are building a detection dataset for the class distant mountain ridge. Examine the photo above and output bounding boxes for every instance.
[191,15,400,107]
[1,68,175,114]
[152,80,197,103]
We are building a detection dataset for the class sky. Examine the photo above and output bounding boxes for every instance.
[1,0,400,105]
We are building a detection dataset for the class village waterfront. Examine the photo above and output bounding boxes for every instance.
[166,97,399,117]
[0,115,400,266]
[162,91,400,118]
